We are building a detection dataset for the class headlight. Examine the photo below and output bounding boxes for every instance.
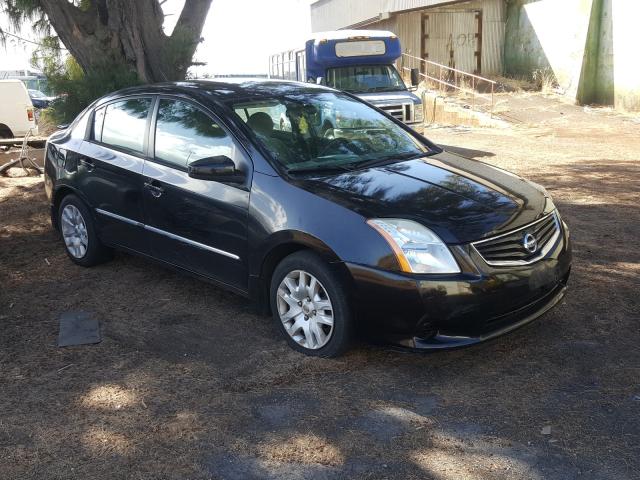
[367,218,460,274]
[544,196,556,214]
[414,103,424,123]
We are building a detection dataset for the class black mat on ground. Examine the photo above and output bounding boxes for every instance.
[57,311,101,347]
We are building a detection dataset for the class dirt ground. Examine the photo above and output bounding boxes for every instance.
[1,94,639,479]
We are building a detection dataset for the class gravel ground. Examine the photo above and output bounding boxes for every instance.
[1,95,639,479]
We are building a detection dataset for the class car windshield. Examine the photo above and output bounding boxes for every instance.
[29,90,46,98]
[325,65,406,93]
[230,91,432,173]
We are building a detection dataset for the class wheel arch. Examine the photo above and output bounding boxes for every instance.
[250,232,354,315]
[51,185,90,230]
[0,123,14,138]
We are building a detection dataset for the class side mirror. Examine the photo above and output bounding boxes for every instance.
[188,155,245,184]
[410,68,421,87]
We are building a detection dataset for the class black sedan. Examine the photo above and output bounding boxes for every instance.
[44,79,571,357]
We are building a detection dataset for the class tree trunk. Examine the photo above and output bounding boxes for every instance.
[37,0,213,82]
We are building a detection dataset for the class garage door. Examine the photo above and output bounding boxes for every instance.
[422,10,482,74]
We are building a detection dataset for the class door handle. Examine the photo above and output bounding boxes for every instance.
[144,181,164,198]
[79,157,95,172]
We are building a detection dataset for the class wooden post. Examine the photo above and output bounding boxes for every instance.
[491,81,494,118]
[472,77,476,112]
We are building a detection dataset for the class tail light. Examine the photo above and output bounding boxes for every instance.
[27,108,34,122]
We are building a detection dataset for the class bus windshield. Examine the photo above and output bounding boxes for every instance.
[325,65,407,93]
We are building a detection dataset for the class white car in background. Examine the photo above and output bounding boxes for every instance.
[0,79,39,140]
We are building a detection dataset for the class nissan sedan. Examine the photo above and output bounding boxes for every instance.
[44,79,572,357]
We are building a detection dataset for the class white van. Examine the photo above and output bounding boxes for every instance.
[0,79,39,139]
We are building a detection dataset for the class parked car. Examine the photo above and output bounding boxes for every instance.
[28,89,56,109]
[44,79,572,357]
[0,79,38,140]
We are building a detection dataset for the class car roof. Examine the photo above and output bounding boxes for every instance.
[96,78,333,107]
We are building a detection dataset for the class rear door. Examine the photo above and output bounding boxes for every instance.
[141,97,251,291]
[77,96,154,254]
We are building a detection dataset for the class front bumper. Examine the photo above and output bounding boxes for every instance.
[346,221,572,350]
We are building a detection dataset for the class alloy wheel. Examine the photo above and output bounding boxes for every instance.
[276,269,334,349]
[61,204,88,259]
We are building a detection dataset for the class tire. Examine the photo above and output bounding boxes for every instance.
[0,127,13,152]
[270,250,353,357]
[58,194,112,267]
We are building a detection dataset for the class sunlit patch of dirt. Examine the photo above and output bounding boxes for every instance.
[413,449,536,480]
[80,384,137,410]
[82,426,134,456]
[258,433,344,466]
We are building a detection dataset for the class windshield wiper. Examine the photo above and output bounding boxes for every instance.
[349,152,430,170]
[286,164,353,175]
[369,86,406,92]
[285,151,436,175]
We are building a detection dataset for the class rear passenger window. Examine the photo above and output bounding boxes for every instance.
[154,99,234,169]
[101,98,151,154]
[70,108,90,139]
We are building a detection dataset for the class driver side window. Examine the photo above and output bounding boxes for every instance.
[154,99,234,170]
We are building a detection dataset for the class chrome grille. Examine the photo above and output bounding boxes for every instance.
[472,212,561,266]
[378,103,411,122]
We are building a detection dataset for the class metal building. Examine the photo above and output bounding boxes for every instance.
[311,0,506,76]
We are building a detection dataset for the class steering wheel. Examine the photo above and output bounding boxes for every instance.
[318,137,365,157]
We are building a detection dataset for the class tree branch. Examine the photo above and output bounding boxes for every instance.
[39,0,96,36]
[172,0,212,42]
[37,0,96,69]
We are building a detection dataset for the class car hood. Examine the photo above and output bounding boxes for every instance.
[294,151,550,244]
[356,90,421,106]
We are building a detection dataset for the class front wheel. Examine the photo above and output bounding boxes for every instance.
[270,251,353,357]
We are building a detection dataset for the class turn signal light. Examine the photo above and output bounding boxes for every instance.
[27,108,34,122]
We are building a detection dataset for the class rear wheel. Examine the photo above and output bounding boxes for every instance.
[58,194,112,266]
[0,125,13,152]
[270,251,352,357]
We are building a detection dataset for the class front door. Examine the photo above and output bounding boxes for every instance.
[141,97,251,291]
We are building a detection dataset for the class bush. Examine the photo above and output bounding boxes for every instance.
[45,59,140,124]
[32,39,141,124]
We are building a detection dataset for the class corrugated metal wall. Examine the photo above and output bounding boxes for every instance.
[368,16,399,34]
[480,0,505,75]
[394,12,422,58]
[362,0,505,75]
[311,0,386,31]
[424,11,479,73]
[389,0,482,10]
[310,0,476,32]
